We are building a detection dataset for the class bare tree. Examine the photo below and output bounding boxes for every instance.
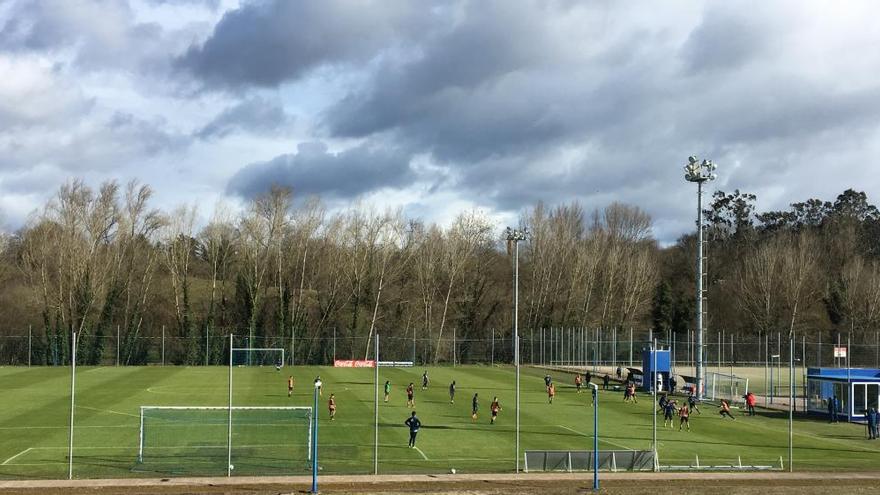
[434,210,492,362]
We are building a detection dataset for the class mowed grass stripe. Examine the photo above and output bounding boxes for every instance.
[1,365,880,479]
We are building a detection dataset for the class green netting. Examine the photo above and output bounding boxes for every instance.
[230,348,285,366]
[137,406,311,476]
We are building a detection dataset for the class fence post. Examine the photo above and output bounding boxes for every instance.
[161,325,165,366]
[453,327,456,366]
[116,325,120,366]
[28,325,32,367]
[206,326,210,366]
[629,328,633,367]
[491,328,495,366]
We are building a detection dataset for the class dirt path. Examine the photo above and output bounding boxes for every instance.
[2,472,880,495]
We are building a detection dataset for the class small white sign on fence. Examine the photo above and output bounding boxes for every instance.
[833,346,847,358]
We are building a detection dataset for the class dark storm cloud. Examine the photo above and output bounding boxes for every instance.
[227,141,415,199]
[195,96,293,139]
[176,0,435,89]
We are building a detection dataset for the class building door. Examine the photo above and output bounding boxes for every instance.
[868,384,879,413]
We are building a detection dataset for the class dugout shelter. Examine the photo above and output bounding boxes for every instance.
[807,367,880,423]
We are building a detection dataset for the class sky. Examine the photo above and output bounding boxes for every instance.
[1,0,879,243]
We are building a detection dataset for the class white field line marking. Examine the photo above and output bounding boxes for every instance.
[414,446,429,460]
[557,425,635,451]
[1,448,32,465]
[0,425,135,430]
[76,405,140,418]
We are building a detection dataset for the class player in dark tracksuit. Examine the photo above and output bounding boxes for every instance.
[405,411,421,448]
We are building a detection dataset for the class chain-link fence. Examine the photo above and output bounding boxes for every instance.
[1,326,879,370]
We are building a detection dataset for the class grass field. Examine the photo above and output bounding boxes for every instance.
[0,365,878,480]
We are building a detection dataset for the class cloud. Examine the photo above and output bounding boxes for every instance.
[0,54,93,128]
[195,96,294,139]
[227,141,416,200]
[176,0,433,89]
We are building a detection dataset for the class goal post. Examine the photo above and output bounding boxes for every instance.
[230,347,285,367]
[706,372,749,406]
[138,406,311,475]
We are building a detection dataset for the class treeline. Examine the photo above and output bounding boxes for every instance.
[0,180,877,365]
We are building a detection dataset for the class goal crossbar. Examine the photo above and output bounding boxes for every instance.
[138,406,311,463]
[230,347,285,366]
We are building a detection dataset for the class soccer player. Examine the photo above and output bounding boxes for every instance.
[328,394,337,421]
[657,393,668,413]
[688,393,701,414]
[679,402,690,432]
[548,383,556,404]
[602,374,610,390]
[575,374,582,393]
[287,375,295,397]
[616,366,622,380]
[422,370,429,390]
[664,399,677,428]
[449,380,456,404]
[544,374,552,389]
[315,375,323,397]
[472,393,479,422]
[585,371,592,386]
[275,359,282,372]
[745,392,756,416]
[623,384,631,403]
[630,383,638,403]
[719,399,736,420]
[405,411,421,448]
[490,397,501,424]
[384,380,391,402]
[406,382,415,408]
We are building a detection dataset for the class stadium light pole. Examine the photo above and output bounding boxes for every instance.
[652,339,658,473]
[589,382,599,491]
[312,378,322,494]
[684,156,717,398]
[506,226,528,473]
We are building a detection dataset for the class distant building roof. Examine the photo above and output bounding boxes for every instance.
[807,367,880,381]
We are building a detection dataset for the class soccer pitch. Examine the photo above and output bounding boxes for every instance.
[0,365,878,480]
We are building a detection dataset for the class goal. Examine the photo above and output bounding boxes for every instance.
[705,372,749,406]
[138,406,311,475]
[231,347,285,367]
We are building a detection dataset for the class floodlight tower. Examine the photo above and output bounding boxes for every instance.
[684,156,717,399]
[505,226,528,473]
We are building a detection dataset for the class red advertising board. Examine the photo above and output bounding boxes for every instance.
[333,359,376,368]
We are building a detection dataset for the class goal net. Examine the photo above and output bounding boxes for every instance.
[705,372,749,406]
[231,347,285,367]
[138,406,311,476]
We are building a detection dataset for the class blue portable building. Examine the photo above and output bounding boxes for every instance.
[641,349,670,392]
[807,367,880,423]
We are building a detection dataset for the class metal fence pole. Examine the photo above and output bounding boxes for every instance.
[28,325,32,367]
[68,331,77,480]
[491,329,495,366]
[205,326,210,366]
[161,326,165,366]
[227,334,233,477]
[374,333,379,474]
[789,334,794,472]
[629,328,633,367]
[116,325,120,366]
